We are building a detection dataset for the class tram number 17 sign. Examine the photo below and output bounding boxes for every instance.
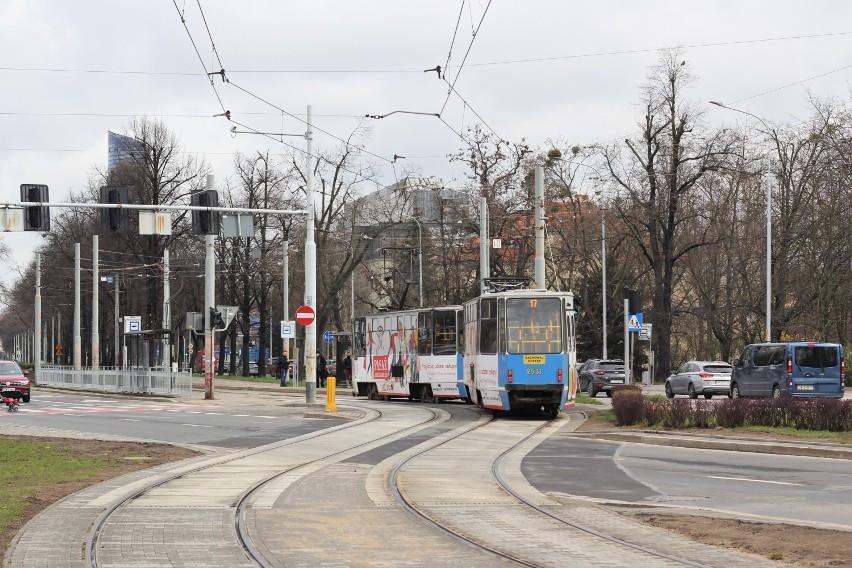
[295,305,315,326]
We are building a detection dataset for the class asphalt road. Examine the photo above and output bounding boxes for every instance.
[523,432,852,529]
[4,389,345,449]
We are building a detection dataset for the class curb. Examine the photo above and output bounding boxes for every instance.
[573,431,852,460]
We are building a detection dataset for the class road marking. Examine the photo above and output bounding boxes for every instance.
[180,423,213,428]
[121,418,142,422]
[707,475,802,486]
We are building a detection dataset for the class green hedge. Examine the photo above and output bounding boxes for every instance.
[612,394,852,431]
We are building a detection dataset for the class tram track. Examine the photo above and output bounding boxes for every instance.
[84,402,444,568]
[388,410,769,568]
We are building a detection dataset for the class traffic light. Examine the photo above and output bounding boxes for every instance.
[191,190,220,235]
[99,186,130,233]
[624,287,642,314]
[209,307,225,329]
[20,184,50,231]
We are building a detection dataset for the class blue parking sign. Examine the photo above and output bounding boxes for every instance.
[323,330,334,343]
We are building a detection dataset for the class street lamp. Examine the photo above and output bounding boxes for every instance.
[710,101,773,342]
[402,215,424,308]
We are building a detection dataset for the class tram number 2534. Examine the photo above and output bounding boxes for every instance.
[526,368,542,375]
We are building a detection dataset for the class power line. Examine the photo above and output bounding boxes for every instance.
[170,0,228,115]
[731,61,852,104]
[464,30,852,68]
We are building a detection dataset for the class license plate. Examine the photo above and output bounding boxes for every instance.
[1,387,14,392]
[610,380,623,384]
[798,385,814,391]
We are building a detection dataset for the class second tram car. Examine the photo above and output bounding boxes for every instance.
[462,284,577,418]
[351,306,464,402]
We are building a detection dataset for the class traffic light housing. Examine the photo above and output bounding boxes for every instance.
[624,287,642,314]
[99,186,130,233]
[20,184,50,231]
[209,307,225,329]
[191,190,220,235]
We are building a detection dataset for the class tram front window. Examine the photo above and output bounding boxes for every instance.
[506,298,562,354]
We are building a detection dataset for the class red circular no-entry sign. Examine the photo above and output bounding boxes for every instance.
[295,305,315,326]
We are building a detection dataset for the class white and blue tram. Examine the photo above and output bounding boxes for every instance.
[351,306,464,402]
[461,283,577,418]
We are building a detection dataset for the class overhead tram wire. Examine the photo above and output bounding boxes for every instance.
[169,3,393,179]
[441,81,505,143]
[440,0,492,115]
[226,80,393,165]
[170,0,228,116]
[443,0,466,80]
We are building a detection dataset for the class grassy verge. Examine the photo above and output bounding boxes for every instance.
[574,394,603,405]
[0,440,112,543]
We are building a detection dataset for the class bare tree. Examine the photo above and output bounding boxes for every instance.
[602,51,729,380]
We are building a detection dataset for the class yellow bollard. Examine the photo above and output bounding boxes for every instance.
[325,376,337,413]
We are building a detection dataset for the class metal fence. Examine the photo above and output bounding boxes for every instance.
[36,366,192,397]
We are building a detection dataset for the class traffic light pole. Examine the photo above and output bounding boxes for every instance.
[204,177,216,400]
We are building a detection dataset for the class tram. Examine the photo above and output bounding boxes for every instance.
[462,279,578,418]
[351,305,464,402]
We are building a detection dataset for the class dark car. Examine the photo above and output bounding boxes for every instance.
[0,361,30,403]
[577,359,627,397]
[327,359,337,377]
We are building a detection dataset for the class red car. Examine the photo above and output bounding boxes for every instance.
[0,361,30,403]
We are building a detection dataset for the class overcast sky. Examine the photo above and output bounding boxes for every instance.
[2,1,852,279]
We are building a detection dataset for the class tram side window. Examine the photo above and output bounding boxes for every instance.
[418,312,432,355]
[457,310,466,354]
[506,297,562,354]
[498,298,507,353]
[479,298,498,354]
[353,317,366,358]
[433,310,457,354]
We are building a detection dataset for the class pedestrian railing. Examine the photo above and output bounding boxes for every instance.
[36,366,192,397]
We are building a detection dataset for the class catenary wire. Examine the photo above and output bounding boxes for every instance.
[440,0,492,115]
[443,0,466,81]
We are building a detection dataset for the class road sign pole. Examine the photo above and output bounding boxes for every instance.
[624,297,630,384]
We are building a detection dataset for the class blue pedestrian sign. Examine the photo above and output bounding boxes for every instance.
[628,312,643,332]
[323,330,334,343]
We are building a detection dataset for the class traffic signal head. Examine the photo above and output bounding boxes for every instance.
[20,184,50,231]
[99,186,130,233]
[209,307,225,329]
[191,190,220,235]
[624,287,642,314]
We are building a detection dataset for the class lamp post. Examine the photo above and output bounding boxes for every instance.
[402,215,423,308]
[710,101,773,342]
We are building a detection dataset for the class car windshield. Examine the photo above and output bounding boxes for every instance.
[598,362,624,371]
[0,364,22,375]
[703,365,732,374]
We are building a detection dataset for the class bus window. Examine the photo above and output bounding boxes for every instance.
[433,310,457,355]
[480,298,498,354]
[418,311,432,355]
[505,297,562,354]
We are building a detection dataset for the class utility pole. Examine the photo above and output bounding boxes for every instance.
[162,248,170,368]
[305,105,317,404]
[534,165,545,289]
[74,243,81,370]
[114,277,120,368]
[204,175,216,400]
[34,253,41,379]
[479,197,488,294]
[92,235,99,370]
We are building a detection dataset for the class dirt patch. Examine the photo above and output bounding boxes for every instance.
[572,408,850,566]
[1,436,198,554]
[632,514,850,567]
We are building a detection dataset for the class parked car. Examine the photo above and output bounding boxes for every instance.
[0,361,30,403]
[327,359,337,377]
[665,361,733,399]
[577,359,627,397]
[731,342,845,398]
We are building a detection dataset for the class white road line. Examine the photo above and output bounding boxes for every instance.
[707,475,802,486]
[121,418,142,422]
[180,423,213,428]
